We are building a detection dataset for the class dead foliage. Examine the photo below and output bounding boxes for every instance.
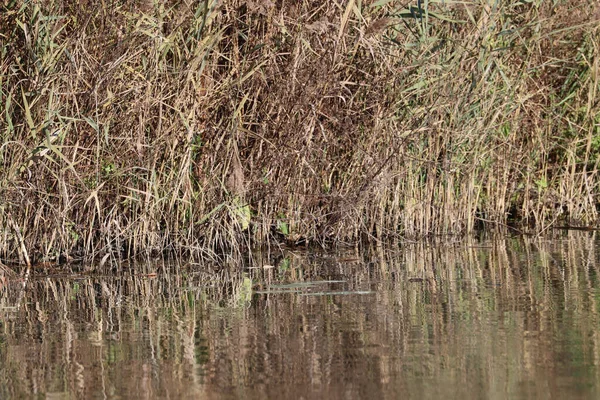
[1,0,599,263]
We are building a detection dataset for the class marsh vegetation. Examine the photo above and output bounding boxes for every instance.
[1,0,600,263]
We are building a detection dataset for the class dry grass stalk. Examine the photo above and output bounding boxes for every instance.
[0,0,599,262]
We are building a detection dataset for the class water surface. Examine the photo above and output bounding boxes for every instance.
[1,234,600,399]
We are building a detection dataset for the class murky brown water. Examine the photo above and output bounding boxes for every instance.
[2,234,600,399]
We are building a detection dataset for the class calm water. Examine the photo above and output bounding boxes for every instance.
[2,234,600,399]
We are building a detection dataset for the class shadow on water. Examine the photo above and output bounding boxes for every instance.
[1,233,600,399]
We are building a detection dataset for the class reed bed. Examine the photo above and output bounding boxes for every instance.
[1,0,599,262]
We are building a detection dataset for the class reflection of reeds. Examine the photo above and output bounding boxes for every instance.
[1,1,599,261]
[1,234,600,397]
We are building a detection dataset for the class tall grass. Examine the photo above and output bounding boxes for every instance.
[1,0,599,262]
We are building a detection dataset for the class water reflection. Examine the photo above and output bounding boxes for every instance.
[1,233,600,399]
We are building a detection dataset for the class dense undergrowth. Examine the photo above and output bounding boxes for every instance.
[1,0,599,263]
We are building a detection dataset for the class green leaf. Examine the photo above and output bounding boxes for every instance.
[279,258,291,272]
[231,197,252,230]
[277,220,289,236]
[371,0,395,6]
[535,178,548,190]
[237,204,251,230]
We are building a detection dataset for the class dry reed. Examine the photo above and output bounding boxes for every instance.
[1,0,599,263]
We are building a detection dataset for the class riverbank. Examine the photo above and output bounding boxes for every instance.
[1,0,599,263]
